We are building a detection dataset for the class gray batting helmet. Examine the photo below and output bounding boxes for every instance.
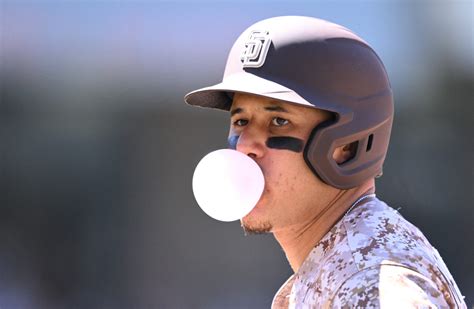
[184,16,394,189]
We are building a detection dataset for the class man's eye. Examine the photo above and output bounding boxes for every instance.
[272,117,289,126]
[233,119,248,126]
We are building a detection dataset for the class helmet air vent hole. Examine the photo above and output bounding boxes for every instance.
[366,134,374,152]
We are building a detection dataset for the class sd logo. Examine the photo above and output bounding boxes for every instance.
[240,30,271,68]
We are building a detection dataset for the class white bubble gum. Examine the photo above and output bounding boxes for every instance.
[192,149,265,222]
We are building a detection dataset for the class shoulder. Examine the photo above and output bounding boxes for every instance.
[342,198,438,272]
[330,263,452,308]
[336,198,466,308]
[292,198,466,308]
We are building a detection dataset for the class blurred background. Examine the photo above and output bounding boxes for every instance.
[1,0,473,308]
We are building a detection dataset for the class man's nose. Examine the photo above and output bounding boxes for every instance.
[234,127,266,159]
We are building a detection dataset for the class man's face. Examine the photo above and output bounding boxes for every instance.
[228,93,340,234]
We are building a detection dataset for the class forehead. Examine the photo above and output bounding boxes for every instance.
[230,93,327,118]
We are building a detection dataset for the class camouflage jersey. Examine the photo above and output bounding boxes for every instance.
[271,195,467,308]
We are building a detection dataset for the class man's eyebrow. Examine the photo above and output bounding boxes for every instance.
[230,108,243,117]
[264,105,289,113]
[230,104,290,116]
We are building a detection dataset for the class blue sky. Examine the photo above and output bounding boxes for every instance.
[3,1,472,108]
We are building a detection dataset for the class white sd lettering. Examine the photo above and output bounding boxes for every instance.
[241,30,271,68]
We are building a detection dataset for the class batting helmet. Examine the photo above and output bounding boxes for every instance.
[184,16,394,189]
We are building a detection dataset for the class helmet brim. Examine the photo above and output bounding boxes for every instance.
[184,72,315,111]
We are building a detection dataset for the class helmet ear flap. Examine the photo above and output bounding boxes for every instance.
[303,117,338,186]
[304,98,393,190]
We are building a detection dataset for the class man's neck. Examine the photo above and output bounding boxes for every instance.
[273,180,375,273]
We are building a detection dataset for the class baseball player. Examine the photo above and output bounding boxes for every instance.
[185,16,467,308]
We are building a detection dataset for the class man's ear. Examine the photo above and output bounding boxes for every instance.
[332,141,358,164]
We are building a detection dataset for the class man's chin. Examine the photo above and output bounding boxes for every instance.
[240,217,273,235]
[240,194,273,234]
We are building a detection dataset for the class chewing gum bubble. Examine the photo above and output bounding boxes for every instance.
[192,149,264,222]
